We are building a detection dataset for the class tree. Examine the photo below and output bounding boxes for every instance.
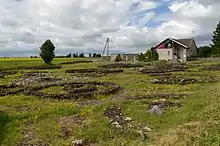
[146,49,158,61]
[92,53,97,58]
[198,46,211,58]
[40,39,55,64]
[137,52,147,62]
[89,53,92,58]
[73,53,78,58]
[79,53,84,58]
[96,54,102,57]
[211,21,220,56]
[66,53,71,58]
[115,54,123,62]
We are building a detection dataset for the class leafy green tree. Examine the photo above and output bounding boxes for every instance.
[89,53,92,58]
[92,53,97,58]
[40,40,55,64]
[211,21,220,56]
[137,52,147,62]
[96,54,102,57]
[146,49,158,61]
[198,46,212,58]
[66,53,71,58]
[79,53,84,58]
[115,54,123,62]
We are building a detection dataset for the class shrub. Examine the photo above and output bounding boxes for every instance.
[115,54,123,62]
[146,49,159,61]
[198,46,211,58]
[96,54,102,57]
[137,52,147,62]
[79,53,85,58]
[40,40,55,64]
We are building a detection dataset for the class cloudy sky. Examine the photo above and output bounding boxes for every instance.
[0,0,220,57]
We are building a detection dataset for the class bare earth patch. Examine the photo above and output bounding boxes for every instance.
[17,121,49,146]
[57,115,86,139]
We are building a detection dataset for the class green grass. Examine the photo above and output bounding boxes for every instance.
[1,58,220,145]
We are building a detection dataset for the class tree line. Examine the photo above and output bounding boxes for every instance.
[198,21,220,58]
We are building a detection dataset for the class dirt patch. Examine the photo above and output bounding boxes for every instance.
[60,60,93,65]
[57,115,86,139]
[140,62,188,74]
[58,115,86,127]
[24,81,120,100]
[65,68,123,74]
[23,64,61,70]
[78,100,107,107]
[151,75,216,85]
[148,73,172,77]
[14,106,32,112]
[99,63,143,68]
[60,126,71,139]
[17,121,49,146]
[200,64,220,71]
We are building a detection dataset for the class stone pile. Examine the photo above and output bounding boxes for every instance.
[24,81,120,100]
[104,105,151,139]
[151,75,216,85]
[65,68,124,74]
[99,63,143,68]
[140,62,188,74]
[200,64,220,71]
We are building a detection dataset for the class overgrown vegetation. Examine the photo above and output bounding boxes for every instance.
[146,49,159,61]
[198,46,212,58]
[1,58,220,145]
[137,49,159,62]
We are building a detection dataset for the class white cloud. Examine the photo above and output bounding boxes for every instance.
[0,0,219,56]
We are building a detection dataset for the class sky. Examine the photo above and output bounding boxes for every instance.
[0,0,220,57]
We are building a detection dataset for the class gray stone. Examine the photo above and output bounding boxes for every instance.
[149,105,163,115]
[72,139,86,146]
[143,126,151,132]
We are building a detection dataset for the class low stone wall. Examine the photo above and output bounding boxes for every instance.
[196,57,220,61]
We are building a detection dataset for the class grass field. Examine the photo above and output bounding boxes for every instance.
[1,58,220,146]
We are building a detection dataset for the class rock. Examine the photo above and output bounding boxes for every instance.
[152,98,166,103]
[143,126,151,132]
[137,130,148,139]
[72,139,89,146]
[139,68,146,72]
[115,124,122,129]
[149,105,163,115]
[124,117,132,121]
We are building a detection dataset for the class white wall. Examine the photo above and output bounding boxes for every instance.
[156,49,173,61]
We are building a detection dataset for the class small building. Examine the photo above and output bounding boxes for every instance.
[110,53,138,62]
[152,37,198,61]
